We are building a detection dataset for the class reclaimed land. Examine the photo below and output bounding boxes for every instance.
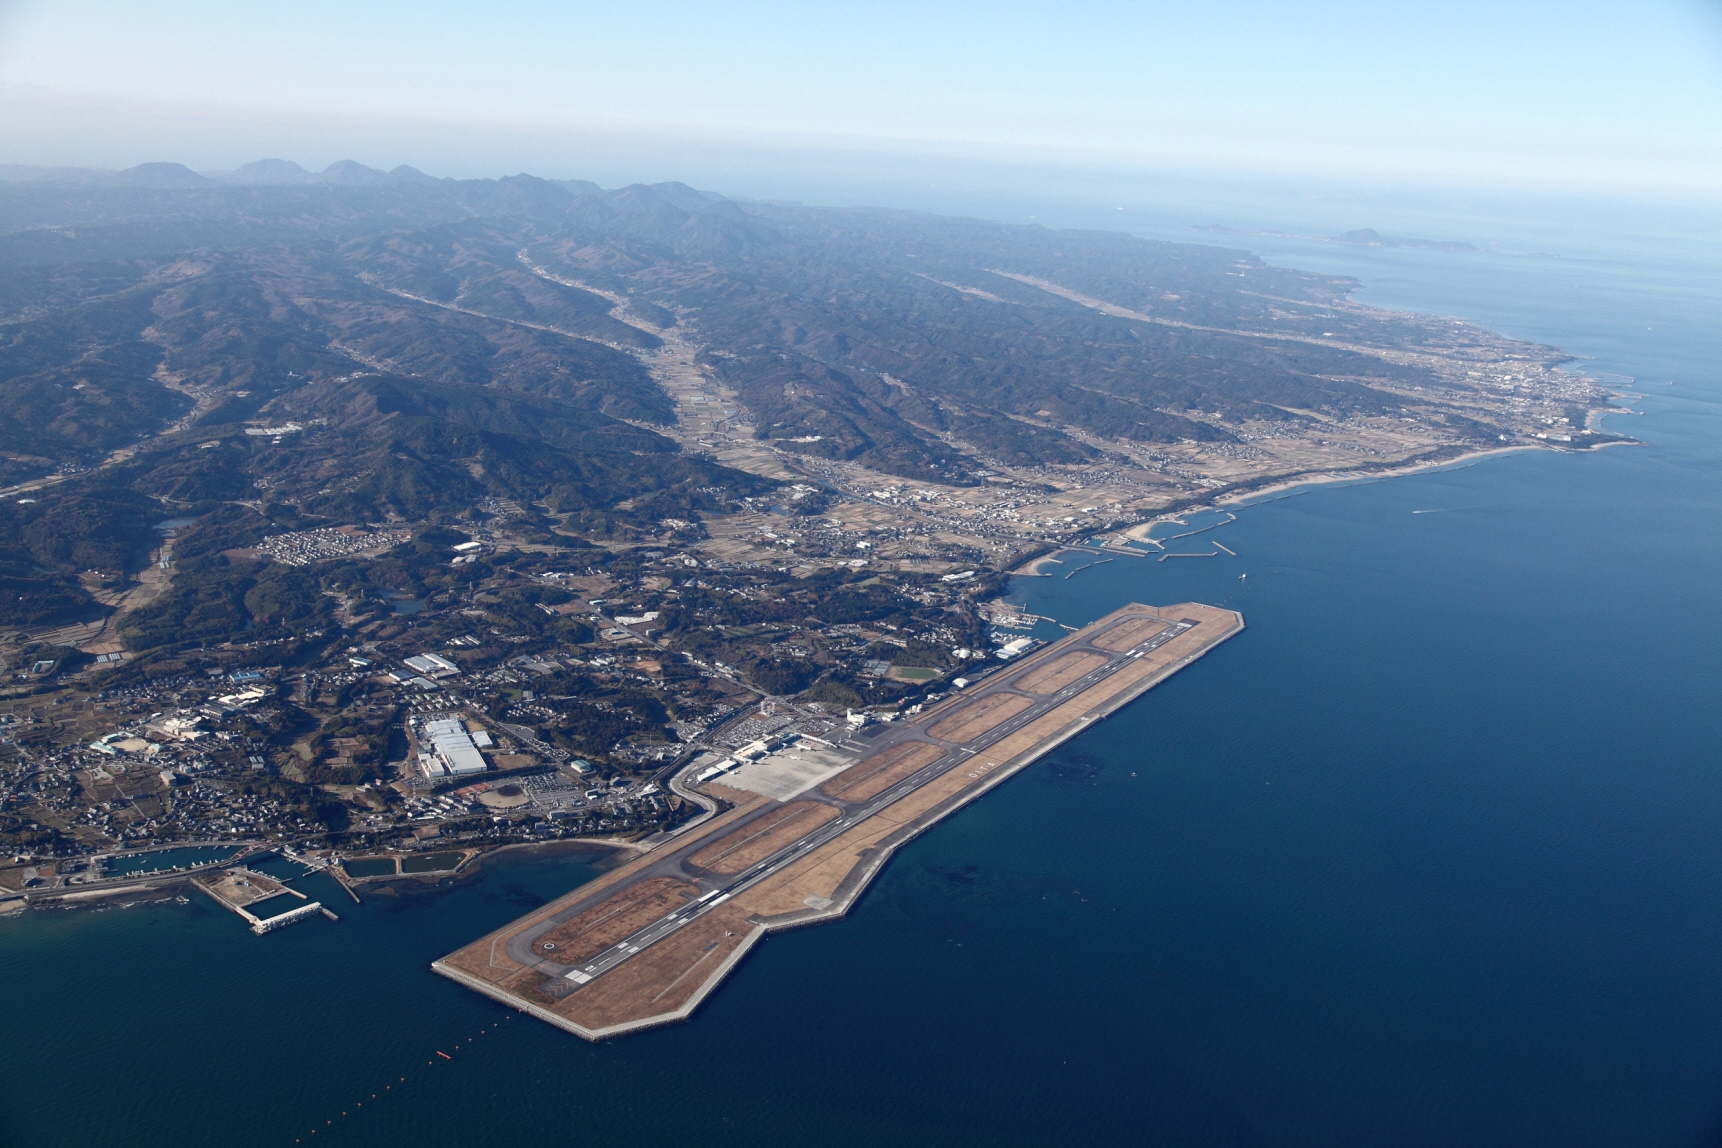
[433,601,1243,1040]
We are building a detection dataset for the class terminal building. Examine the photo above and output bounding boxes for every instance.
[419,716,488,780]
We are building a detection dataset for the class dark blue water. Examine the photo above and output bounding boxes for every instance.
[3,202,1720,1147]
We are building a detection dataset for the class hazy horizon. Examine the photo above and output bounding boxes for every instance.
[2,0,1718,208]
[6,149,1719,260]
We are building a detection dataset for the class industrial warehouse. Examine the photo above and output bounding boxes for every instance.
[417,716,489,780]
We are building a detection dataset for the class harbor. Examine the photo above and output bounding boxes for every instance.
[3,844,348,936]
[191,866,334,934]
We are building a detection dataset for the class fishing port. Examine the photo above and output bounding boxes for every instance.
[434,600,1243,1040]
[191,865,335,934]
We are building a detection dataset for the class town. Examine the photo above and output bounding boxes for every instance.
[0,520,1018,899]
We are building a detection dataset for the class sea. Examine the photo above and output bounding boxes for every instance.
[3,185,1720,1147]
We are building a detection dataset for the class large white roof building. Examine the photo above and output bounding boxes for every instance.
[420,717,487,778]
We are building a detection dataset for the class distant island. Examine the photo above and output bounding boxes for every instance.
[0,163,1624,939]
[1195,223,1482,252]
[1328,227,1481,252]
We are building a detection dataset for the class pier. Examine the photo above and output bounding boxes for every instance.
[190,866,330,936]
[1163,512,1237,541]
[330,869,363,904]
[1064,557,1114,579]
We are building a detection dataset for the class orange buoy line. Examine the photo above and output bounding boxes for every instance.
[294,1020,506,1142]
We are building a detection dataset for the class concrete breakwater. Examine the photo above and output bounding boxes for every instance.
[1065,557,1115,579]
[191,866,330,935]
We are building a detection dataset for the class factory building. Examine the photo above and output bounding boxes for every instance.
[419,716,488,779]
[403,653,460,679]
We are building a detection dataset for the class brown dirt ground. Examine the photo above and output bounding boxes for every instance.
[700,782,758,804]
[1093,614,1170,652]
[1014,651,1107,694]
[821,741,946,802]
[197,869,284,909]
[746,621,1248,920]
[734,663,1200,923]
[687,801,838,874]
[739,815,905,918]
[928,691,1034,742]
[555,908,757,1030]
[531,876,699,965]
[440,795,771,986]
[439,603,1244,1026]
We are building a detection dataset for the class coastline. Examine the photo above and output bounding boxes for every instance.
[1219,432,1644,512]
[1218,443,1542,508]
[347,838,639,895]
[463,837,641,871]
[1006,422,1640,580]
[1213,385,1644,510]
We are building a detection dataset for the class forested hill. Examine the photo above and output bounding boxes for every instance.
[0,166,1521,631]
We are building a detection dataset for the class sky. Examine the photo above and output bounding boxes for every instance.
[0,0,1719,202]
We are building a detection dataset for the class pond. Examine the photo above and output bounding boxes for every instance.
[399,851,465,874]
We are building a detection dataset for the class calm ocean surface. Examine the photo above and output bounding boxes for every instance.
[3,196,1720,1147]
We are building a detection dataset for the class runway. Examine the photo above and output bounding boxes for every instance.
[435,601,1244,1039]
